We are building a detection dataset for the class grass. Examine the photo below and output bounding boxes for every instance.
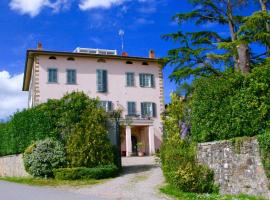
[0,176,108,187]
[160,185,266,200]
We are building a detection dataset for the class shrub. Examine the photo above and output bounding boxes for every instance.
[191,64,270,142]
[160,94,216,193]
[23,138,66,177]
[66,102,114,168]
[53,165,119,180]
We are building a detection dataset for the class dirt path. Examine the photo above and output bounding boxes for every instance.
[70,157,171,200]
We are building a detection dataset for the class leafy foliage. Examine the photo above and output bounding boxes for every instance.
[66,100,115,168]
[23,138,66,178]
[160,94,216,193]
[191,63,270,142]
[53,165,119,180]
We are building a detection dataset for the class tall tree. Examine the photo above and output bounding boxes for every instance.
[259,0,270,56]
[164,0,253,83]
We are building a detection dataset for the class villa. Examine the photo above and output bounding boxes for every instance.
[22,43,164,156]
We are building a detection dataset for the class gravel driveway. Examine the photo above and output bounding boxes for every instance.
[69,156,171,200]
[0,180,105,200]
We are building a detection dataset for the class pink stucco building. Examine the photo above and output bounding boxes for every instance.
[22,44,164,156]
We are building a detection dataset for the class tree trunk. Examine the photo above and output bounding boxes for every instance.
[259,0,270,56]
[226,0,250,73]
[237,43,250,74]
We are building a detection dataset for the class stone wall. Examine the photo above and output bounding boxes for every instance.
[0,154,29,177]
[197,138,270,198]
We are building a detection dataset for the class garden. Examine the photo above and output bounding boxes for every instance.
[160,0,270,199]
[0,92,119,184]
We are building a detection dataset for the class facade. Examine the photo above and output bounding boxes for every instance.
[22,45,164,156]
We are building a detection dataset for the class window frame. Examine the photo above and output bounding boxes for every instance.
[47,68,58,83]
[139,73,155,88]
[96,69,108,93]
[126,72,135,87]
[66,69,77,85]
[127,101,137,116]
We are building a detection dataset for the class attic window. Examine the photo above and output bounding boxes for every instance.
[49,56,56,60]
[67,57,75,61]
[142,62,149,65]
[97,59,106,63]
[126,61,133,65]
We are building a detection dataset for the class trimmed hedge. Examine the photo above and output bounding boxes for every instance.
[191,64,270,142]
[53,165,119,180]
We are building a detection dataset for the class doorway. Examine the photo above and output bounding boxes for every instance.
[131,135,138,155]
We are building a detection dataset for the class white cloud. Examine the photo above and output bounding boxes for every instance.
[0,71,28,120]
[79,0,124,10]
[9,0,70,17]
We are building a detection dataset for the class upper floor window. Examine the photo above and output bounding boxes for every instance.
[48,68,58,83]
[141,102,157,118]
[126,61,133,65]
[127,102,137,116]
[100,101,113,112]
[97,69,108,92]
[142,62,149,65]
[67,69,76,84]
[67,57,75,61]
[126,72,135,87]
[139,73,155,88]
[49,56,56,60]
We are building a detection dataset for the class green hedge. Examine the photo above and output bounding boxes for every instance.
[191,64,270,142]
[53,165,119,180]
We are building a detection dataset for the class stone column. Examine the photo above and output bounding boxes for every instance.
[125,126,132,157]
[148,125,155,155]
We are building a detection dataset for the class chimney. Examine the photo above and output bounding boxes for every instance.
[122,52,128,57]
[149,49,155,58]
[37,42,43,50]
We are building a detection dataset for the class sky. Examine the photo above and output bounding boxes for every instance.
[0,0,261,120]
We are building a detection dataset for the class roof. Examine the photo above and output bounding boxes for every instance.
[22,49,162,91]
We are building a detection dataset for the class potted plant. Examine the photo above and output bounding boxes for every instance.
[137,142,144,157]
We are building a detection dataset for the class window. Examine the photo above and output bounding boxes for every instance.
[142,62,149,65]
[67,69,76,84]
[141,102,156,118]
[126,61,133,65]
[127,102,136,116]
[97,59,106,63]
[67,57,75,61]
[139,74,155,88]
[48,68,58,83]
[49,56,56,60]
[126,72,135,87]
[97,69,108,92]
[100,101,113,112]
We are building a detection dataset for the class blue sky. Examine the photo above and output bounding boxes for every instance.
[0,0,261,119]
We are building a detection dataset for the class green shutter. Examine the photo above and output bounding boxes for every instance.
[128,102,136,115]
[103,70,107,92]
[151,74,155,87]
[152,103,157,117]
[97,70,107,92]
[139,74,144,87]
[108,101,112,111]
[141,103,144,117]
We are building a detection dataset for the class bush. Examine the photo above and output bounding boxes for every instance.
[23,138,66,177]
[191,64,270,142]
[160,94,216,193]
[66,102,115,168]
[53,165,119,180]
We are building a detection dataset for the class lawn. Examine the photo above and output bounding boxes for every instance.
[160,185,266,200]
[0,176,108,187]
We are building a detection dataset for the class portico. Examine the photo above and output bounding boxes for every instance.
[120,119,155,156]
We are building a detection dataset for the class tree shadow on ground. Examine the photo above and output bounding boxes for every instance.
[120,164,159,176]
